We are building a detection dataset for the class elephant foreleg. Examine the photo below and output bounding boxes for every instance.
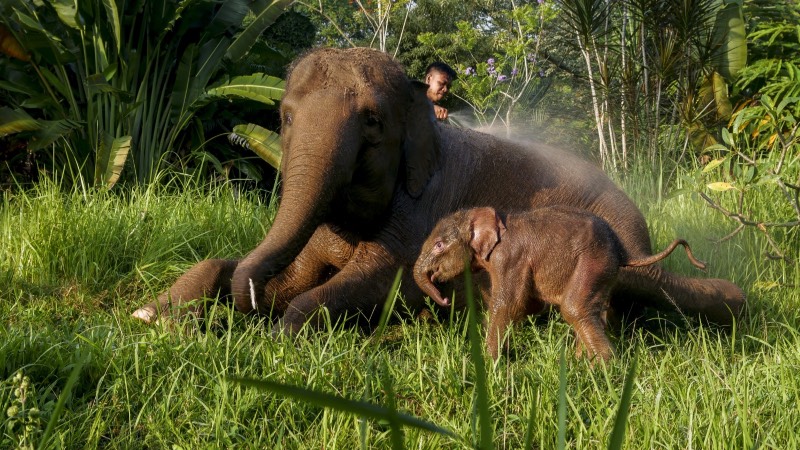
[273,240,407,335]
[485,275,533,360]
[132,259,238,324]
[239,224,359,317]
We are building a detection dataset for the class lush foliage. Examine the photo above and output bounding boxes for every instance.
[298,1,573,142]
[1,2,799,447]
[687,1,800,262]
[0,0,290,187]
[419,2,559,132]
[551,0,748,169]
[1,175,799,448]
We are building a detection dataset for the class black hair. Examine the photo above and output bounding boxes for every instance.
[424,61,457,80]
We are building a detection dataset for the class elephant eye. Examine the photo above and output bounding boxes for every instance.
[362,112,383,144]
[283,112,293,126]
[434,241,444,251]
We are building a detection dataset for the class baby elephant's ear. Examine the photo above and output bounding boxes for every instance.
[469,207,505,261]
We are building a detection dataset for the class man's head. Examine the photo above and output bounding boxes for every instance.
[424,62,457,103]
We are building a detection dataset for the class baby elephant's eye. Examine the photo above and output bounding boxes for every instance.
[434,241,444,251]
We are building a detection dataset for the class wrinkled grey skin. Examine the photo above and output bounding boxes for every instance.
[132,47,744,334]
[413,206,707,360]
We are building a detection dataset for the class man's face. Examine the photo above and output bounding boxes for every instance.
[426,71,452,102]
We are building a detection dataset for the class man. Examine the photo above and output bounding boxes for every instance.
[424,62,457,120]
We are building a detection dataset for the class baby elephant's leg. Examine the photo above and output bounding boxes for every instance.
[560,272,615,362]
[485,284,531,360]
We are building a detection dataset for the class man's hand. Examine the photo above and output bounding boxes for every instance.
[433,104,449,120]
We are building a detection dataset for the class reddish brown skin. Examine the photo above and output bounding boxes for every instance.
[132,48,744,333]
[413,206,707,361]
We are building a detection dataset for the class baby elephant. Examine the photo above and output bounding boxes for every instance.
[413,206,707,361]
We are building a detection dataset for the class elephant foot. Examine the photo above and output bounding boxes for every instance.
[132,304,158,323]
[271,319,303,337]
[695,279,747,326]
[131,295,209,326]
[133,259,237,325]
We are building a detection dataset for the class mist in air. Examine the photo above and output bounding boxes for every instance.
[445,108,597,164]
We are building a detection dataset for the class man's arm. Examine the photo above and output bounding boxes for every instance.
[433,104,448,120]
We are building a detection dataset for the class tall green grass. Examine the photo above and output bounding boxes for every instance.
[1,174,798,448]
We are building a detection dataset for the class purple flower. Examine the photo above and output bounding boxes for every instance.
[464,66,475,75]
[498,74,508,82]
[537,0,544,4]
[487,66,497,74]
[511,68,519,76]
[487,58,495,66]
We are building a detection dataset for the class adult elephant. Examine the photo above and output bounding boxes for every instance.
[132,47,745,332]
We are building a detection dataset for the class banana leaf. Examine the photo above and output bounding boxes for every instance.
[0,23,30,61]
[206,0,250,37]
[231,123,282,169]
[0,107,40,137]
[198,73,285,107]
[226,0,294,62]
[100,0,122,52]
[713,0,747,81]
[94,133,131,188]
[29,119,82,150]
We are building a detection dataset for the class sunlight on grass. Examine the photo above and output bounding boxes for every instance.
[1,174,798,448]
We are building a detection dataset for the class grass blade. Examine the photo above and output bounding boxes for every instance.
[607,354,638,450]
[463,268,493,450]
[557,347,567,450]
[37,351,87,450]
[230,377,458,439]
[523,388,538,449]
[378,360,405,450]
[373,268,403,343]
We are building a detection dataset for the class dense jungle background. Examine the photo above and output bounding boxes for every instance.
[1,1,798,448]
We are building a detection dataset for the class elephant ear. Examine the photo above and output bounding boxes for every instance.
[402,80,441,198]
[469,207,506,261]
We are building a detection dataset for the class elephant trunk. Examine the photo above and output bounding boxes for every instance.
[231,172,330,314]
[231,112,360,314]
[413,263,450,307]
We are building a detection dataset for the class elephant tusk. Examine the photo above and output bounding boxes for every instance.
[249,278,257,312]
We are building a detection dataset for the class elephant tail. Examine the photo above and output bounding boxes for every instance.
[625,239,707,271]
[615,264,746,326]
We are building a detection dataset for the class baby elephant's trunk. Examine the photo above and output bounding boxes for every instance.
[626,239,706,270]
[413,265,451,307]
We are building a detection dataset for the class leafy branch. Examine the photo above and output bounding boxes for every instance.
[695,95,800,262]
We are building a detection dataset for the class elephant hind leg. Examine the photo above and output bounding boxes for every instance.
[132,259,238,324]
[617,265,745,326]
